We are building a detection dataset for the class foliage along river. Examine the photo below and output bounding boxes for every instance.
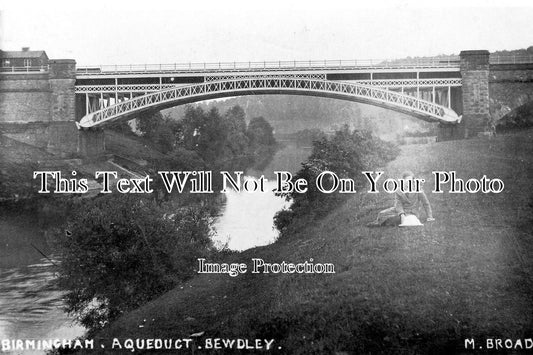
[0,141,310,352]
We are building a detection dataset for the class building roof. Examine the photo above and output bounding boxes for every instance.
[0,50,48,59]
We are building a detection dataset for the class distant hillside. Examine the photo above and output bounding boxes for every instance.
[387,46,533,62]
[162,95,431,139]
[492,46,533,56]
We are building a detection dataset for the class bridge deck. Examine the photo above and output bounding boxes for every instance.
[75,58,461,77]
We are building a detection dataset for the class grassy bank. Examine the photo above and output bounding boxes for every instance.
[89,130,533,354]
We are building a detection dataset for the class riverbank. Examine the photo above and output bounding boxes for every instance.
[90,129,533,354]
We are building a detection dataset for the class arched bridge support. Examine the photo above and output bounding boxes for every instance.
[79,77,461,129]
[438,50,492,141]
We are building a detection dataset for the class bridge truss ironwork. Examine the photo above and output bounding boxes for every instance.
[78,76,460,128]
[74,78,462,94]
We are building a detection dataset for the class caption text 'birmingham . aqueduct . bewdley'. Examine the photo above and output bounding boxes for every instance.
[1,48,533,157]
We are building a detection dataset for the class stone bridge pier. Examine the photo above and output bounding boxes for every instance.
[438,50,491,140]
[0,59,105,159]
[460,50,491,137]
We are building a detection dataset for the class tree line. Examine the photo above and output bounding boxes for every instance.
[118,105,276,165]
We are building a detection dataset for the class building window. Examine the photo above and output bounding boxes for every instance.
[24,58,32,67]
[2,59,10,67]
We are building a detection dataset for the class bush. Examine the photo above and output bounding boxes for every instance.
[497,101,533,132]
[0,161,39,201]
[275,125,398,235]
[55,194,213,334]
[272,208,295,233]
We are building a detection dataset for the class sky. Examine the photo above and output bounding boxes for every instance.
[1,0,532,66]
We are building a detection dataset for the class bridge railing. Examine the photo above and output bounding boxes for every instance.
[2,56,531,75]
[76,57,462,75]
[75,55,533,75]
[0,66,48,73]
[489,55,533,64]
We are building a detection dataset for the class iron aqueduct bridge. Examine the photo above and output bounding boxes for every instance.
[74,58,465,128]
[1,49,533,157]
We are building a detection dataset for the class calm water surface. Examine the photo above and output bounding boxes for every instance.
[0,212,84,354]
[213,143,310,250]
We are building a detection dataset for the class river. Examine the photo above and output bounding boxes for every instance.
[0,142,310,353]
[0,210,85,354]
[213,142,311,250]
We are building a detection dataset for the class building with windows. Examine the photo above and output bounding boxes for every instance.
[0,47,49,68]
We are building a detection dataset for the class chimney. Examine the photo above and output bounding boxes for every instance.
[22,47,30,52]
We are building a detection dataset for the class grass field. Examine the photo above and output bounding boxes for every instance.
[92,130,533,354]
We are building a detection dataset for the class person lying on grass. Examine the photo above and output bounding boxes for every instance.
[368,170,435,226]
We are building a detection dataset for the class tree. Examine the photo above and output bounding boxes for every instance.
[56,195,213,334]
[274,125,398,232]
[202,107,227,161]
[247,116,275,146]
[180,106,228,163]
[108,119,134,135]
[223,105,249,156]
[153,118,182,153]
[135,111,183,153]
[181,105,205,151]
[136,111,164,139]
[149,147,207,203]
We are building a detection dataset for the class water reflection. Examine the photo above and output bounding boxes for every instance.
[0,212,84,355]
[0,260,83,340]
[213,178,289,251]
[213,142,310,251]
